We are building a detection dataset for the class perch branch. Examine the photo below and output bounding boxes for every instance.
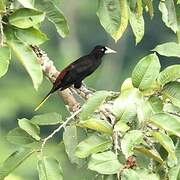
[40,108,82,155]
[30,45,80,112]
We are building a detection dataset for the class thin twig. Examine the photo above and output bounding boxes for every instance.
[40,108,82,156]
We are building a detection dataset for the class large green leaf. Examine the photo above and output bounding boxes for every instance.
[9,8,45,28]
[113,0,129,42]
[36,1,69,38]
[18,118,40,141]
[7,38,43,90]
[148,96,163,113]
[134,146,163,164]
[151,131,177,167]
[88,151,122,174]
[162,81,180,108]
[31,112,63,125]
[159,0,178,33]
[15,27,48,45]
[96,0,121,41]
[6,127,35,145]
[75,134,111,158]
[0,46,11,78]
[17,0,34,8]
[121,130,144,158]
[157,65,180,86]
[0,149,35,179]
[63,125,85,166]
[129,8,144,44]
[152,42,180,58]
[79,91,110,121]
[132,53,160,90]
[78,118,112,135]
[112,89,141,122]
[150,113,180,137]
[37,157,63,180]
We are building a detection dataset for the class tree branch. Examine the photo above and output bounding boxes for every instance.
[30,45,80,112]
[40,108,82,155]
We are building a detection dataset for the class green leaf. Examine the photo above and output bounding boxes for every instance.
[37,157,63,180]
[128,0,137,11]
[36,1,69,38]
[148,96,163,113]
[121,130,144,158]
[63,125,85,166]
[151,131,177,167]
[162,81,180,108]
[96,0,121,41]
[136,97,153,124]
[17,0,34,8]
[79,91,111,121]
[134,146,164,164]
[75,134,111,158]
[15,27,48,45]
[121,78,134,92]
[121,169,139,180]
[0,46,11,78]
[113,0,129,42]
[135,168,160,180]
[163,102,180,116]
[112,89,141,122]
[88,151,122,174]
[129,9,144,44]
[9,8,45,28]
[168,164,180,180]
[7,38,43,90]
[157,65,180,86]
[18,118,40,141]
[137,0,143,16]
[150,113,180,137]
[78,118,112,135]
[31,112,63,125]
[114,121,130,133]
[0,0,7,12]
[6,127,35,145]
[132,53,160,90]
[159,1,178,33]
[0,149,35,179]
[152,42,180,58]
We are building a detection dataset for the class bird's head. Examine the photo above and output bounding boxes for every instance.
[90,45,116,59]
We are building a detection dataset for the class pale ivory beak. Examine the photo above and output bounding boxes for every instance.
[105,47,117,54]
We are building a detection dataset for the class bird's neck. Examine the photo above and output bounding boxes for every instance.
[90,51,104,59]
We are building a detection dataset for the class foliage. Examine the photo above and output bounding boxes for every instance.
[0,0,180,180]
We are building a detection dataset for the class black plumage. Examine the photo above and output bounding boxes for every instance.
[35,45,116,111]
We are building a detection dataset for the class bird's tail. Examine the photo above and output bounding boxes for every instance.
[34,92,52,111]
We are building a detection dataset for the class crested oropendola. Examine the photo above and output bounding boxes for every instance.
[35,45,116,111]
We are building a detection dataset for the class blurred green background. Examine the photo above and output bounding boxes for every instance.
[0,1,179,179]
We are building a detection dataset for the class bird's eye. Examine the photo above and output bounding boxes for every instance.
[101,48,105,52]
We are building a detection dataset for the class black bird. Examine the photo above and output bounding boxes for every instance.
[35,45,116,111]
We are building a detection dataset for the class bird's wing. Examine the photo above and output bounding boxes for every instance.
[53,56,94,91]
[56,56,93,81]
